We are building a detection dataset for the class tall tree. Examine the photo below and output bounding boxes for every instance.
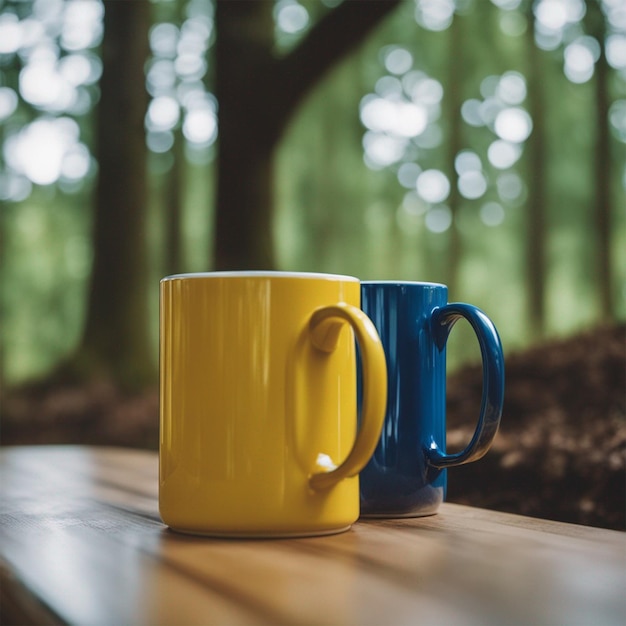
[213,0,402,270]
[585,0,615,320]
[525,5,548,337]
[67,0,154,388]
[444,12,464,296]
[164,131,185,276]
[162,0,186,278]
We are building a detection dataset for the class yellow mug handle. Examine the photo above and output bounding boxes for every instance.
[308,303,387,491]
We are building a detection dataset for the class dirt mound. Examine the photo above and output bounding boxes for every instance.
[1,380,159,450]
[446,323,625,530]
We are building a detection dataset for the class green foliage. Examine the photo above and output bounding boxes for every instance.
[1,0,625,384]
[1,190,91,381]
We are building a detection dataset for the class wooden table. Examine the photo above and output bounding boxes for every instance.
[1,446,624,625]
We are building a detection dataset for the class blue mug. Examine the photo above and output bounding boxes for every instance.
[359,281,504,517]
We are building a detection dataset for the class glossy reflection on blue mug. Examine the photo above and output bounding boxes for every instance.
[359,282,504,517]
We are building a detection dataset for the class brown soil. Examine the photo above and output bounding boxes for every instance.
[446,323,625,531]
[2,323,624,530]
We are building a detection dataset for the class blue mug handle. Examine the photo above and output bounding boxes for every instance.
[426,303,505,469]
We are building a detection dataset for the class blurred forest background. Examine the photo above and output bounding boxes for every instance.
[0,0,624,529]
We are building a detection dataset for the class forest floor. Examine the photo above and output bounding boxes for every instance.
[2,322,624,531]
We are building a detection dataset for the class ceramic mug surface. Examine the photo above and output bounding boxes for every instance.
[359,281,504,518]
[159,271,387,537]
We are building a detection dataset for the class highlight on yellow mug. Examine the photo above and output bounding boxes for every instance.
[159,271,387,537]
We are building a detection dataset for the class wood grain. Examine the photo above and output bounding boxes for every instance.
[1,446,624,625]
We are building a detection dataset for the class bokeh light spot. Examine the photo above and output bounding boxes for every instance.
[0,87,19,122]
[402,190,429,216]
[455,150,482,175]
[147,59,177,95]
[497,71,527,105]
[150,22,179,58]
[61,0,104,51]
[183,107,217,146]
[384,47,413,75]
[606,34,626,70]
[363,132,407,168]
[375,76,403,98]
[480,201,506,226]
[147,130,175,154]
[479,97,504,126]
[416,169,450,204]
[58,53,101,86]
[360,96,428,138]
[535,0,569,31]
[499,10,527,36]
[415,0,455,32]
[4,118,85,186]
[276,0,309,34]
[0,172,31,202]
[458,170,488,200]
[564,39,597,83]
[61,144,91,180]
[410,77,444,105]
[0,13,21,54]
[19,61,74,111]
[488,139,522,169]
[425,205,452,233]
[461,99,484,127]
[147,95,180,131]
[609,100,626,143]
[397,162,422,189]
[494,107,532,143]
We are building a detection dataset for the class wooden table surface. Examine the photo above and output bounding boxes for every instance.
[1,446,624,626]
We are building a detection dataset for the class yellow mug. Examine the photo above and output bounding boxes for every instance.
[159,272,387,537]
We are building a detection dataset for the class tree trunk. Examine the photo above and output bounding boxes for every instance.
[212,0,402,271]
[445,13,464,297]
[585,1,614,320]
[213,1,277,270]
[592,40,613,319]
[72,0,154,388]
[163,0,186,278]
[525,13,547,337]
[164,130,184,276]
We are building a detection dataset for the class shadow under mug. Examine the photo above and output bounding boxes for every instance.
[359,281,505,518]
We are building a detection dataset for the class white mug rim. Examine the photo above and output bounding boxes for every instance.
[361,281,447,288]
[161,271,359,282]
